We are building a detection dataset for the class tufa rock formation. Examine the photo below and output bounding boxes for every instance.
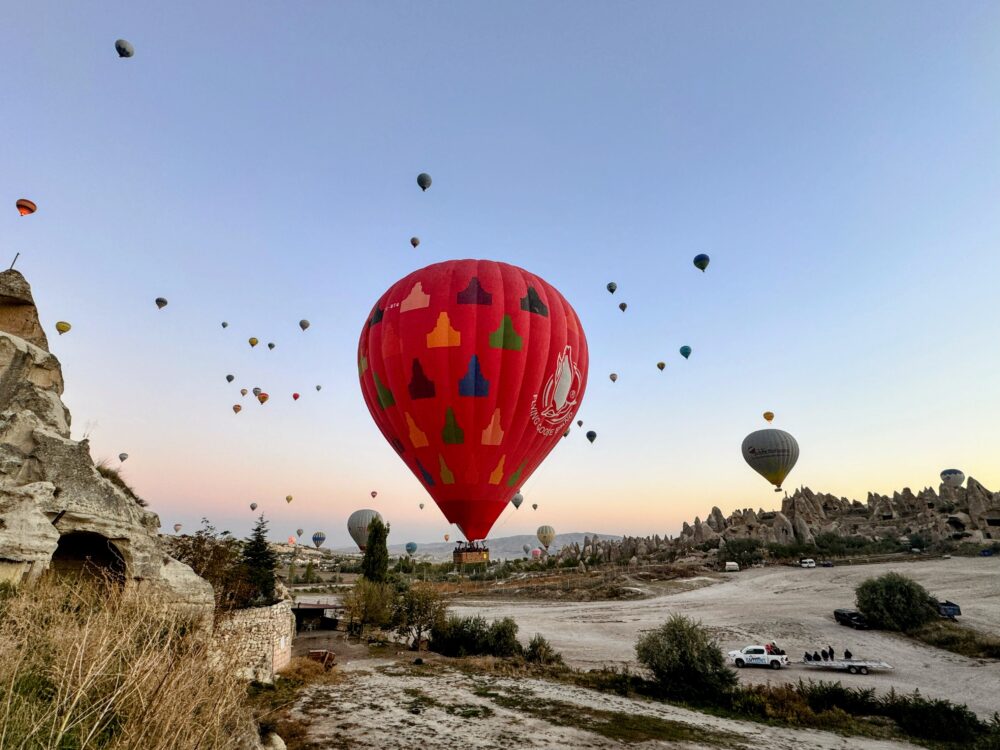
[0,270,212,619]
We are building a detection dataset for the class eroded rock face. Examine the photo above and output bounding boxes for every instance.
[0,272,212,621]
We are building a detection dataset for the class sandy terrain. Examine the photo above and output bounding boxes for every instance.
[293,656,922,749]
[452,556,1000,717]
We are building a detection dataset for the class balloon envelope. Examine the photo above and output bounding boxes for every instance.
[299,319,310,331]
[577,420,583,427]
[586,430,596,443]
[657,362,665,371]
[118,453,128,462]
[537,525,555,549]
[316,385,322,391]
[268,342,275,350]
[410,237,420,248]
[286,495,293,503]
[240,389,248,396]
[609,373,617,383]
[606,282,617,294]
[287,536,296,545]
[312,531,326,548]
[232,404,241,414]
[253,387,262,396]
[173,523,182,533]
[763,411,774,423]
[417,173,432,191]
[55,321,71,335]
[16,199,36,216]
[531,503,538,510]
[523,544,531,554]
[250,502,258,511]
[226,374,235,383]
[444,533,450,542]
[419,503,424,509]
[741,429,799,491]
[257,393,269,404]
[940,469,965,488]
[371,491,377,498]
[693,253,710,271]
[348,508,383,551]
[155,297,168,309]
[405,542,418,555]
[618,302,627,312]
[358,259,589,541]
[531,548,542,559]
[679,346,691,359]
[296,528,304,537]
[221,321,229,328]
[510,492,523,509]
[115,39,134,57]
[292,393,300,400]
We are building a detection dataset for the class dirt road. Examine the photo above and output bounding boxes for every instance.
[453,556,1000,717]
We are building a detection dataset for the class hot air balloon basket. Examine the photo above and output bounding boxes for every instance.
[453,549,490,565]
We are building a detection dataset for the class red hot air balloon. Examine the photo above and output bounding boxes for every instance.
[292,392,300,400]
[358,259,589,541]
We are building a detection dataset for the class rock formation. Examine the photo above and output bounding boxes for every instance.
[0,271,212,620]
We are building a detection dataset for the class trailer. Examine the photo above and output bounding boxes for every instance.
[802,659,893,676]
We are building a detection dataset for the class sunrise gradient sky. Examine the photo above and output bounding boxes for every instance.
[4,2,999,548]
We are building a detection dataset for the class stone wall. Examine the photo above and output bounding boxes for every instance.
[215,601,296,683]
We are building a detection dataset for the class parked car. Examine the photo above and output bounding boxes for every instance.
[724,561,740,572]
[800,558,816,568]
[834,608,869,629]
[820,560,834,568]
[937,600,962,619]
[727,645,788,670]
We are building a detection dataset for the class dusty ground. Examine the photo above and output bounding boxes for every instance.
[290,654,922,750]
[452,556,1000,718]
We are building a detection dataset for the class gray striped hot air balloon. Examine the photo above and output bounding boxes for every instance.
[348,508,383,552]
[940,469,965,489]
[510,492,524,509]
[536,525,556,550]
[741,429,799,492]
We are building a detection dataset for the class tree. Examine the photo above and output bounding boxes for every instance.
[361,517,390,583]
[392,584,447,649]
[635,614,737,701]
[171,518,245,610]
[719,538,763,568]
[239,515,278,607]
[855,572,939,631]
[342,578,394,633]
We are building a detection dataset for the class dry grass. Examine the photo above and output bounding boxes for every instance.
[910,620,1000,659]
[95,460,146,506]
[0,576,257,749]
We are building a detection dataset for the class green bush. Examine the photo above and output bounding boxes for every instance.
[855,572,939,631]
[882,690,984,743]
[635,614,737,701]
[525,634,564,665]
[719,539,763,568]
[429,615,524,658]
[342,578,394,632]
[391,584,447,649]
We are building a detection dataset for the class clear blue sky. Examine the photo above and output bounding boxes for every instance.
[4,2,999,547]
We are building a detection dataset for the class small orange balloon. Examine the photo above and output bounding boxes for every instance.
[258,392,269,404]
[233,404,242,414]
[16,199,36,216]
[248,337,259,348]
[763,411,774,423]
[444,534,450,542]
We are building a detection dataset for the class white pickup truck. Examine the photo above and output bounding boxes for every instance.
[727,646,788,670]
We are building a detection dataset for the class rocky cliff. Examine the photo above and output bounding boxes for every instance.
[0,270,212,620]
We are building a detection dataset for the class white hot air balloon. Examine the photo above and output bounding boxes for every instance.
[940,469,965,489]
[536,525,556,550]
[511,492,524,509]
[347,508,383,552]
[741,429,799,492]
[173,523,182,533]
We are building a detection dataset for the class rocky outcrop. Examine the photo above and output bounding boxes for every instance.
[0,271,212,621]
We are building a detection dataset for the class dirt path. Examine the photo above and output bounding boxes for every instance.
[453,556,1000,717]
[293,659,921,749]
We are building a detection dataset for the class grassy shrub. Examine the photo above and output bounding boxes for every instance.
[719,538,763,568]
[525,634,564,665]
[0,577,256,749]
[342,578,394,632]
[635,614,737,701]
[909,620,1000,659]
[855,572,939,631]
[429,615,524,658]
[392,584,447,649]
[96,459,146,506]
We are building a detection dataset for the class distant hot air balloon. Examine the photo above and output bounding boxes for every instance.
[531,503,538,511]
[358,259,588,541]
[419,502,425,510]
[609,373,618,383]
[299,319,310,331]
[371,491,377,499]
[250,502,258,511]
[315,385,322,391]
[511,492,524,509]
[444,533,450,542]
[693,253,710,272]
[410,237,420,248]
[940,469,965,489]
[577,420,583,427]
[16,199,36,216]
[523,544,531,555]
[537,525,555,550]
[55,321,71,335]
[173,523,182,533]
[226,374,235,383]
[531,548,542,560]
[763,411,774,423]
[248,337,259,348]
[155,297,168,309]
[286,495,293,503]
[252,387,262,397]
[292,393,300,400]
[287,536,296,545]
[606,282,617,294]
[417,173,432,191]
[312,531,326,548]
[679,346,691,359]
[296,528,304,538]
[257,393,269,404]
[619,302,627,312]
[657,362,665,371]
[562,428,570,439]
[115,39,134,58]
[233,404,242,414]
[221,321,229,328]
[742,429,799,492]
[348,509,383,552]
[240,388,248,396]
[118,453,128,462]
[405,541,418,556]
[267,342,275,350]
[586,430,597,444]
